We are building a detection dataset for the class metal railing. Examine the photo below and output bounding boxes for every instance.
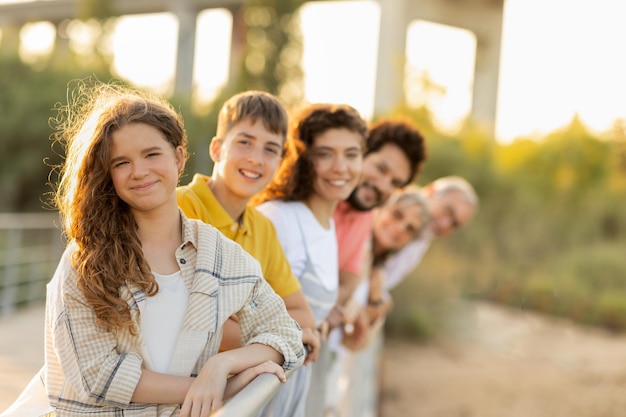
[0,212,64,315]
[214,339,382,417]
[214,369,293,417]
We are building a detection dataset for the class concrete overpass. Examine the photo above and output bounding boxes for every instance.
[0,0,505,133]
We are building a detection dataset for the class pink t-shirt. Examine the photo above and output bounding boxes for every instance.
[333,200,374,276]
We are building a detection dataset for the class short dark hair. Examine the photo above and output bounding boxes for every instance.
[366,118,427,185]
[216,90,288,144]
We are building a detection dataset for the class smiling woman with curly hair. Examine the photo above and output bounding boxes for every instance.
[33,80,305,417]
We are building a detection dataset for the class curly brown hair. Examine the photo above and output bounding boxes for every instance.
[251,103,367,205]
[366,118,427,185]
[50,79,188,334]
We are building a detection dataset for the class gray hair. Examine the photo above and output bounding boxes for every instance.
[431,176,478,209]
[385,186,431,239]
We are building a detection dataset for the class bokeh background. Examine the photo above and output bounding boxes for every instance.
[2,0,626,359]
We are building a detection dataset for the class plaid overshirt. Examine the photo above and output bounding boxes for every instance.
[44,213,304,416]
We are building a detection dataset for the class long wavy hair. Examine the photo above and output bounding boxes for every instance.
[49,80,188,334]
[251,103,367,205]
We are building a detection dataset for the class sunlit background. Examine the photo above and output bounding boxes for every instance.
[3,3,626,415]
[8,0,626,143]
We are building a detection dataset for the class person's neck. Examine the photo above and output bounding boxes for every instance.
[134,203,182,246]
[208,176,247,223]
[134,203,183,275]
[372,239,384,258]
[304,195,338,230]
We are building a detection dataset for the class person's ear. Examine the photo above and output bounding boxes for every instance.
[209,137,222,162]
[175,146,186,174]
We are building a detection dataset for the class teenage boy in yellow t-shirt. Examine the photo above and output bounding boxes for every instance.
[177,91,319,362]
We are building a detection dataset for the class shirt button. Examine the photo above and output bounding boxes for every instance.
[179,258,186,265]
[231,224,237,232]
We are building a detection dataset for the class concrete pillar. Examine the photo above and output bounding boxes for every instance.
[0,23,21,57]
[52,19,72,66]
[373,0,504,134]
[373,0,409,116]
[171,0,197,96]
[227,5,246,91]
[470,9,503,134]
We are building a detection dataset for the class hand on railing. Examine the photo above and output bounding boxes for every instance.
[302,327,321,364]
[324,304,345,331]
[224,360,286,396]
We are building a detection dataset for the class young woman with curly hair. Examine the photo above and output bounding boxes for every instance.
[39,80,304,417]
[252,103,367,417]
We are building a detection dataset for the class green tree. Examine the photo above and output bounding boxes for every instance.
[225,0,305,106]
[0,56,114,212]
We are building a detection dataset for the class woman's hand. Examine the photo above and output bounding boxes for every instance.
[223,360,286,399]
[301,327,321,364]
[178,344,284,416]
[325,304,345,331]
[179,356,230,417]
[366,302,385,326]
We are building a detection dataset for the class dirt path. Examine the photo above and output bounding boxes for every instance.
[0,305,45,411]
[380,301,626,417]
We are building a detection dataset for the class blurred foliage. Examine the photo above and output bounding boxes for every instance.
[76,0,114,20]
[233,0,305,106]
[0,0,307,206]
[0,56,113,211]
[0,53,214,210]
[385,108,626,339]
[175,0,307,177]
[2,1,626,337]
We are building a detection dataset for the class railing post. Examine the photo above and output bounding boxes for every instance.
[0,213,63,315]
[1,229,22,315]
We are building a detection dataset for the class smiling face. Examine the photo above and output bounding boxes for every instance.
[428,189,475,239]
[348,143,412,211]
[210,117,284,206]
[109,122,185,215]
[373,199,427,253]
[307,127,363,205]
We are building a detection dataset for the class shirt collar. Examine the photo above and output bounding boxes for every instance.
[335,200,354,215]
[192,174,251,236]
[180,209,198,249]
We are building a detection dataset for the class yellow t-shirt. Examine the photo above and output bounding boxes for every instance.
[177,173,301,298]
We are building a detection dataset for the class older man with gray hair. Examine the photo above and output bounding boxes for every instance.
[379,175,478,293]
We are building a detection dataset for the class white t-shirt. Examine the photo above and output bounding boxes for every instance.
[141,270,189,373]
[350,233,432,306]
[257,200,338,292]
[382,233,432,293]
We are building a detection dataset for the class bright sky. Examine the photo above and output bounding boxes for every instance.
[6,0,626,143]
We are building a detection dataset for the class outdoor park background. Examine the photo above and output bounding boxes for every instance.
[2,0,626,378]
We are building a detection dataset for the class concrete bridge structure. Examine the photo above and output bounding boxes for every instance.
[0,0,505,133]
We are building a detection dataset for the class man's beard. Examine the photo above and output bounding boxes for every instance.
[346,187,374,212]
